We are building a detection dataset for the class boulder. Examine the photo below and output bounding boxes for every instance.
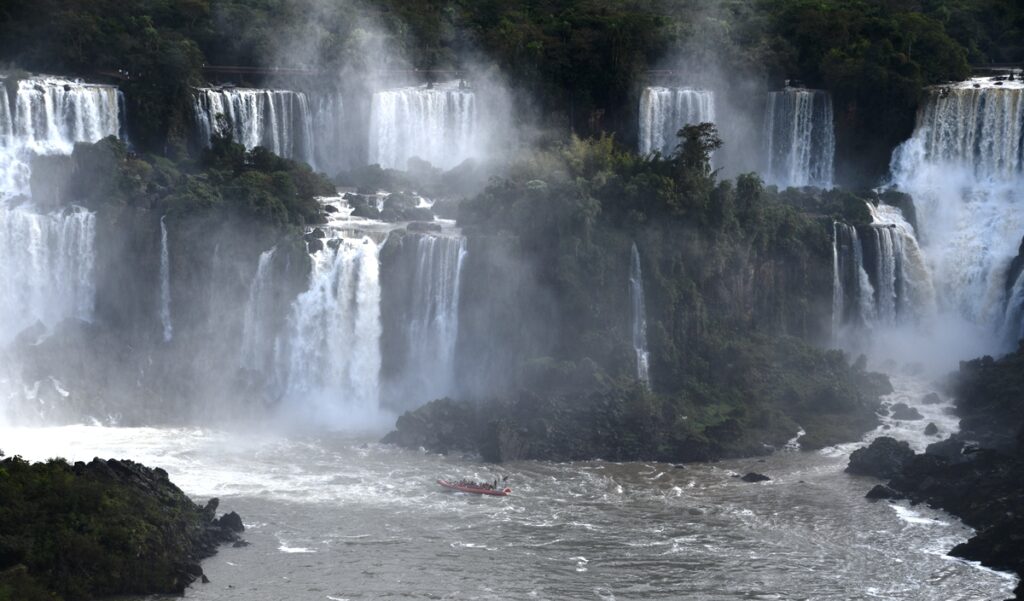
[307,239,324,253]
[865,484,904,500]
[890,403,923,420]
[216,511,245,533]
[740,472,771,483]
[924,422,939,436]
[846,437,915,479]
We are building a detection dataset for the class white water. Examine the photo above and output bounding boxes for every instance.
[159,216,173,342]
[890,76,1024,351]
[193,88,316,167]
[368,81,477,170]
[402,234,467,404]
[638,87,715,156]
[0,373,1015,601]
[764,88,834,189]
[277,234,385,428]
[240,247,278,373]
[629,243,651,387]
[0,205,96,343]
[0,76,122,199]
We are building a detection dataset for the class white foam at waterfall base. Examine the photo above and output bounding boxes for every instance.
[276,234,391,431]
[369,81,478,170]
[889,77,1024,352]
[638,87,715,156]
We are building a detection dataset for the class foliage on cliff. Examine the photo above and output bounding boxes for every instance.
[0,455,243,601]
[61,135,332,227]
[415,128,891,460]
[2,0,1020,180]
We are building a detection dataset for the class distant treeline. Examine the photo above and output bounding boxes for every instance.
[0,0,1020,178]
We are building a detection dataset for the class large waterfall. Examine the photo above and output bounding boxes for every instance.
[368,81,478,170]
[383,233,467,409]
[638,87,715,156]
[193,87,316,167]
[890,76,1024,348]
[630,243,651,387]
[277,234,382,425]
[832,203,934,337]
[0,76,117,345]
[1,76,123,198]
[764,88,835,189]
[0,206,96,343]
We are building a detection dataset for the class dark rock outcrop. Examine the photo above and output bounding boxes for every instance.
[890,403,923,420]
[865,484,904,500]
[924,422,938,436]
[845,437,914,479]
[740,472,771,483]
[0,456,244,600]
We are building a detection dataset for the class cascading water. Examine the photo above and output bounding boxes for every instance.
[368,81,477,170]
[629,243,651,387]
[832,203,934,338]
[889,76,1024,349]
[764,88,835,189]
[385,233,467,408]
[240,247,278,373]
[193,88,316,167]
[638,87,715,156]
[159,216,173,342]
[277,233,383,426]
[1,76,123,199]
[0,205,96,343]
[0,76,116,345]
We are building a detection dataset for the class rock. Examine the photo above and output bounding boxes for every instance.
[202,574,210,584]
[407,221,442,233]
[865,484,904,500]
[216,511,245,533]
[846,437,915,479]
[740,472,770,483]
[324,204,339,213]
[232,540,251,548]
[890,403,923,420]
[921,392,942,405]
[925,437,970,464]
[307,239,324,253]
[924,422,939,436]
[303,227,325,240]
[351,204,381,219]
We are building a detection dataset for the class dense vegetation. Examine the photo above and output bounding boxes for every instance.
[386,127,892,461]
[2,0,1021,182]
[0,454,243,601]
[56,133,333,226]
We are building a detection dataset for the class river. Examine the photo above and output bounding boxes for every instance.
[0,374,1016,600]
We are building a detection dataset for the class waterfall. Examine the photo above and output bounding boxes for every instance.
[390,234,466,407]
[278,235,382,424]
[0,205,96,343]
[890,77,1024,346]
[0,76,114,344]
[368,81,477,170]
[193,87,316,167]
[158,216,173,342]
[764,88,834,189]
[638,87,715,156]
[832,204,935,336]
[240,247,278,372]
[311,93,346,175]
[1,76,123,199]
[630,243,651,387]
[1003,270,1024,344]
